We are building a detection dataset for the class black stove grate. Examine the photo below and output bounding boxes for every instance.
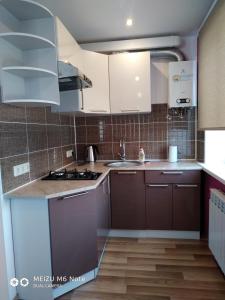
[42,169,102,181]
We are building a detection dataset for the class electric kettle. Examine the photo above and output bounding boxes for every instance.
[86,145,99,162]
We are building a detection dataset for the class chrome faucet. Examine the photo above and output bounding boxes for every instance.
[118,139,126,160]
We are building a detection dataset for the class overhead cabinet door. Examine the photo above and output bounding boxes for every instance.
[109,52,151,113]
[82,50,110,113]
[56,17,84,72]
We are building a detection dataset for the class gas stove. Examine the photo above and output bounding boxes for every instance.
[42,169,102,181]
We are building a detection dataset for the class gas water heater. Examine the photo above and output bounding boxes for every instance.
[169,60,197,108]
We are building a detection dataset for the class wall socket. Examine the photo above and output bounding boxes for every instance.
[13,162,30,177]
[66,150,73,158]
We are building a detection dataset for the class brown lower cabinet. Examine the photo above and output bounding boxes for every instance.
[111,171,145,229]
[173,184,200,230]
[96,176,111,264]
[145,170,201,231]
[111,170,201,231]
[49,190,98,284]
[146,184,173,230]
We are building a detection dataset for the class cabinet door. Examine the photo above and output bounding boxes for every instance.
[111,171,145,229]
[82,50,110,114]
[109,52,151,114]
[96,176,111,263]
[56,17,84,72]
[146,184,173,230]
[49,190,98,284]
[173,184,200,231]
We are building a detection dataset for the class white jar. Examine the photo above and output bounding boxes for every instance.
[139,147,145,163]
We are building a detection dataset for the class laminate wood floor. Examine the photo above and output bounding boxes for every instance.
[57,238,225,300]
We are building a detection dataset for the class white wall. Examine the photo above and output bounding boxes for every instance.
[180,35,198,60]
[0,168,16,300]
[151,58,170,104]
[205,131,225,166]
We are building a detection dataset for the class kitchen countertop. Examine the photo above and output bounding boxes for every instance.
[199,163,225,186]
[5,161,202,200]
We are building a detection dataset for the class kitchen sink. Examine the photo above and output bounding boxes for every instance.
[105,161,143,168]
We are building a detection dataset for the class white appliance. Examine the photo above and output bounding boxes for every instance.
[209,189,225,275]
[168,146,178,163]
[87,146,94,162]
[169,60,197,108]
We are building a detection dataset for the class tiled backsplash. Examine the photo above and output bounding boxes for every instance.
[197,130,205,162]
[0,103,198,193]
[76,104,197,162]
[0,104,75,193]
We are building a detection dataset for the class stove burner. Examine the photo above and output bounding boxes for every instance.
[42,168,102,181]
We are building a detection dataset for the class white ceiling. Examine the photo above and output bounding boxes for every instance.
[36,0,214,43]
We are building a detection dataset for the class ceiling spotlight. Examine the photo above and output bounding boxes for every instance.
[137,92,142,98]
[135,76,140,81]
[126,18,133,26]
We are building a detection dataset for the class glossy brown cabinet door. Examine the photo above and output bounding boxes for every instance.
[111,171,145,229]
[96,176,111,264]
[146,184,173,230]
[173,184,200,231]
[49,190,98,284]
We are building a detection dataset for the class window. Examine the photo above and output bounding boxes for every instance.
[205,131,225,166]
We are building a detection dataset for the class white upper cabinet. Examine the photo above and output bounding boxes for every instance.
[56,18,110,114]
[109,52,151,114]
[56,17,84,72]
[82,50,110,114]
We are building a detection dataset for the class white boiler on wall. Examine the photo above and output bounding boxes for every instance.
[168,60,197,108]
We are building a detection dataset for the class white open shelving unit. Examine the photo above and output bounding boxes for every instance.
[0,0,60,105]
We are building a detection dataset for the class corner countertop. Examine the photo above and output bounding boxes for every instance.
[199,163,225,186]
[5,161,202,200]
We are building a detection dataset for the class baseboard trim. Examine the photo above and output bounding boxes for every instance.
[109,230,200,239]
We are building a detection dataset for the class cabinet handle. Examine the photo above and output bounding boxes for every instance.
[117,171,137,175]
[58,191,88,200]
[147,184,169,188]
[121,109,140,112]
[162,171,183,175]
[176,184,198,188]
[80,84,84,110]
[89,110,108,113]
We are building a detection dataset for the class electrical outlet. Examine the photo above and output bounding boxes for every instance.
[13,163,30,177]
[66,150,73,158]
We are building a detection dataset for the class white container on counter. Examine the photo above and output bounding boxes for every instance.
[168,145,178,163]
[138,147,145,163]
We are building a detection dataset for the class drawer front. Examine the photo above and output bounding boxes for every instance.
[145,170,201,184]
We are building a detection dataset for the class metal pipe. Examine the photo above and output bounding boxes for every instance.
[150,49,184,61]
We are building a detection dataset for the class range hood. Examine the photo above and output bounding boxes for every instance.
[58,61,92,92]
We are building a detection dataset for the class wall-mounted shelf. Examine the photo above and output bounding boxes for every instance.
[0,0,60,106]
[2,66,57,78]
[1,0,53,20]
[2,99,59,105]
[1,68,59,105]
[0,32,55,50]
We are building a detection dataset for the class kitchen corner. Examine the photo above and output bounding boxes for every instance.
[1,1,225,300]
[5,160,203,299]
